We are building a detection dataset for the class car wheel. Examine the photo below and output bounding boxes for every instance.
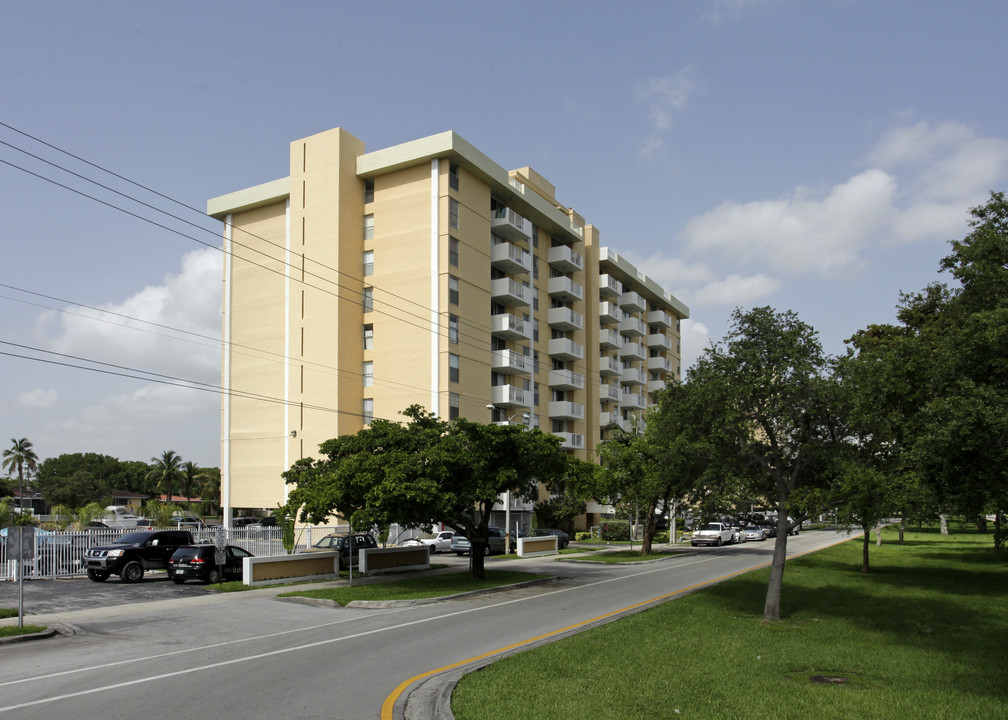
[207,568,221,584]
[120,560,144,583]
[456,552,464,556]
[172,577,186,585]
[87,568,109,582]
[716,537,722,547]
[429,545,436,555]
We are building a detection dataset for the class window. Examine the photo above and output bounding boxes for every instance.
[449,162,459,191]
[449,198,459,230]
[449,392,460,420]
[362,361,373,387]
[448,276,459,305]
[362,287,374,313]
[449,353,459,383]
[362,398,373,424]
[364,179,374,204]
[449,314,459,344]
[449,237,459,267]
[363,250,374,276]
[364,214,374,241]
[363,324,373,350]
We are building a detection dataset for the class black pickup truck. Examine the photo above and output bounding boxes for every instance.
[84,529,194,583]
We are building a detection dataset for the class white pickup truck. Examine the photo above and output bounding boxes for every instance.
[691,522,734,547]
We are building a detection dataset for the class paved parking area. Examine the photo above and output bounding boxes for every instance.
[0,572,218,615]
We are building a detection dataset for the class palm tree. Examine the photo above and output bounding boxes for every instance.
[179,461,204,502]
[146,450,183,504]
[2,437,40,517]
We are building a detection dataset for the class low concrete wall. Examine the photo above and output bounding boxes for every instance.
[360,546,430,574]
[517,536,557,557]
[243,552,338,587]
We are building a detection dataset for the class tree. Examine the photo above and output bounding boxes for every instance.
[284,405,571,579]
[689,307,843,620]
[3,438,39,515]
[146,451,184,503]
[179,461,205,502]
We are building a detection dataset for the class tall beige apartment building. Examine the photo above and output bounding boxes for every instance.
[208,127,688,527]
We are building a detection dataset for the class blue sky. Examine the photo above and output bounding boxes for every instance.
[2,0,1007,468]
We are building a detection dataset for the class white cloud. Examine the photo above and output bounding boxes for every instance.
[703,0,784,24]
[622,250,780,309]
[637,67,698,157]
[16,388,58,410]
[691,273,782,305]
[680,319,711,374]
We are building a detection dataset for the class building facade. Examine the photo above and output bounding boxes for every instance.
[208,128,689,526]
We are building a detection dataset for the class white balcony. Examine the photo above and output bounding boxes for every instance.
[547,306,583,331]
[491,313,532,341]
[620,290,645,313]
[554,432,585,450]
[599,273,622,300]
[599,301,620,325]
[621,392,644,410]
[549,400,585,420]
[600,383,622,403]
[491,207,532,241]
[547,245,583,273]
[599,355,621,377]
[491,242,532,275]
[491,384,532,408]
[621,366,646,385]
[548,369,585,391]
[599,412,627,432]
[648,355,673,372]
[490,278,532,307]
[647,333,672,351]
[548,337,584,361]
[491,349,533,375]
[647,309,673,328]
[620,341,645,361]
[599,327,621,349]
[648,379,667,394]
[547,276,583,302]
[619,316,647,337]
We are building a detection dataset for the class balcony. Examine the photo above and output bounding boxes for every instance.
[490,278,531,307]
[491,313,532,341]
[548,306,583,331]
[547,276,583,302]
[599,412,627,432]
[548,368,585,391]
[491,206,532,241]
[619,316,647,337]
[599,327,620,349]
[554,432,585,451]
[621,392,644,410]
[547,245,583,274]
[621,366,646,385]
[620,341,645,361]
[491,384,532,408]
[599,355,621,377]
[647,309,673,328]
[490,242,532,275]
[648,355,673,372]
[491,349,533,375]
[598,301,620,325]
[620,290,645,313]
[647,333,672,351]
[549,400,585,420]
[600,383,622,403]
[648,379,667,394]
[548,337,584,361]
[599,273,622,300]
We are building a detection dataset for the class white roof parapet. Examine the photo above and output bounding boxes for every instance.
[600,247,690,319]
[207,177,291,218]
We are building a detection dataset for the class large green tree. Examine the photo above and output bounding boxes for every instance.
[147,450,184,503]
[2,438,39,515]
[285,405,572,579]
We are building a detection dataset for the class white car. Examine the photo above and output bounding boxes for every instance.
[403,530,455,554]
[743,526,765,542]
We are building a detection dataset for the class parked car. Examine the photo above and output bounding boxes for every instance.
[451,527,507,556]
[508,529,528,553]
[690,522,734,547]
[84,529,194,583]
[401,530,455,554]
[303,532,378,567]
[531,528,570,549]
[787,517,802,535]
[171,515,206,529]
[168,544,253,584]
[742,526,765,542]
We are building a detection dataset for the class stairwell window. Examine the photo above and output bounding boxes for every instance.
[363,324,373,350]
[449,392,460,420]
[449,237,459,267]
[362,398,374,424]
[363,361,373,387]
[449,314,459,344]
[363,287,374,313]
[449,353,459,383]
[364,214,374,240]
[449,198,459,230]
[449,162,459,191]
[448,276,459,305]
[363,250,374,276]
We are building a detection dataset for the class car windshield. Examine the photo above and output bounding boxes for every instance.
[114,532,153,545]
[701,523,721,531]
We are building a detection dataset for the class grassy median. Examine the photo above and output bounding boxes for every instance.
[451,525,1008,719]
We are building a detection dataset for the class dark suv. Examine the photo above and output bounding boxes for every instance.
[168,544,253,584]
[303,532,378,568]
[84,529,194,583]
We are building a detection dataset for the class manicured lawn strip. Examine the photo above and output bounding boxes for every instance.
[568,549,685,564]
[278,570,548,606]
[0,608,17,619]
[0,624,47,637]
[452,528,1008,719]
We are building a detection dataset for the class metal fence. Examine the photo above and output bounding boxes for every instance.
[0,525,350,581]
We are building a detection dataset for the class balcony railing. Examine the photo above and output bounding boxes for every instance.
[621,366,646,385]
[598,301,620,325]
[547,276,584,302]
[598,273,622,300]
[490,278,532,306]
[647,333,672,350]
[621,392,644,410]
[599,355,621,376]
[491,206,532,241]
[647,355,673,372]
[548,337,584,361]
[620,341,645,360]
[547,306,583,331]
[619,317,647,337]
[491,349,533,375]
[491,313,532,341]
[620,291,645,313]
[600,383,622,403]
[647,309,673,328]
[490,242,532,275]
[491,384,532,408]
[548,401,585,420]
[555,432,585,450]
[548,368,585,390]
[547,245,584,273]
[599,327,620,349]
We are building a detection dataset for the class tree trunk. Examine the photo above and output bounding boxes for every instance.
[640,500,659,555]
[861,522,871,573]
[940,513,949,535]
[763,510,790,620]
[898,515,905,545]
[469,541,486,580]
[875,522,882,547]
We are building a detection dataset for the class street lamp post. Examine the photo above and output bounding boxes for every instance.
[486,404,530,553]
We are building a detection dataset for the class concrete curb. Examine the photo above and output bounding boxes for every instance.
[0,624,61,644]
[276,576,559,609]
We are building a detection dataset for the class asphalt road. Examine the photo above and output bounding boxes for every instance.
[0,531,856,720]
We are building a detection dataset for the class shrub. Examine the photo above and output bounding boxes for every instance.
[599,519,630,541]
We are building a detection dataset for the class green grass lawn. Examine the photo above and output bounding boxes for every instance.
[452,526,1008,720]
[0,609,46,637]
[278,570,547,605]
